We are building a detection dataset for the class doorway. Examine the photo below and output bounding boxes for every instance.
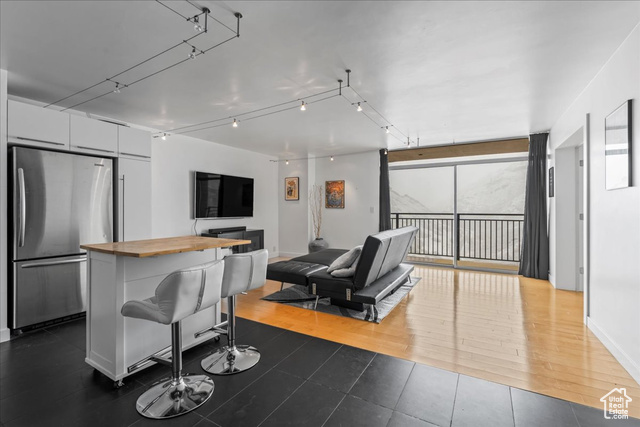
[552,125,588,299]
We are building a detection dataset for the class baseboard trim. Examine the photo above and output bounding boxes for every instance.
[587,316,640,385]
[0,327,10,343]
[278,251,306,258]
[548,274,556,288]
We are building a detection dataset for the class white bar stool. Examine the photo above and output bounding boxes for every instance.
[121,260,224,419]
[201,249,268,375]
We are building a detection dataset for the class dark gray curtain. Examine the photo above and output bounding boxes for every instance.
[519,133,550,279]
[379,149,391,231]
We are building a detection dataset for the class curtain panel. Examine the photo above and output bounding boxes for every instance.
[379,149,391,231]
[519,133,550,279]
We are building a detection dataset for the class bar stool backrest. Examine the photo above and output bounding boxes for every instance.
[221,250,268,298]
[154,260,225,324]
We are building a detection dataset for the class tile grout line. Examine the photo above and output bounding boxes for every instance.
[320,351,379,427]
[569,401,581,427]
[509,387,516,427]
[203,330,309,420]
[255,380,307,427]
[392,362,416,411]
[321,393,349,427]
[448,374,461,427]
[256,343,346,426]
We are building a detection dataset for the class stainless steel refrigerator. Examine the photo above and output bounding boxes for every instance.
[10,147,113,330]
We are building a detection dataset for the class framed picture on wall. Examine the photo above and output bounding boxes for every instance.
[605,99,633,190]
[325,180,345,208]
[284,177,299,201]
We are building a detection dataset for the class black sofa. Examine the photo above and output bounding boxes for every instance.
[267,226,418,311]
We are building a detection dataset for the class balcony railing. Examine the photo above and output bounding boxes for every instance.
[391,212,524,263]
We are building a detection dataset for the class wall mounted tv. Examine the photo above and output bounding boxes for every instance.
[194,171,254,219]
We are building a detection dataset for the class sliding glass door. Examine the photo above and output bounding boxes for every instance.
[390,166,455,266]
[390,157,527,272]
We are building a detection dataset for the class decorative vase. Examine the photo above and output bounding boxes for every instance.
[309,238,328,253]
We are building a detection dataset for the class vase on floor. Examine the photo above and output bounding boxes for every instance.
[309,238,328,253]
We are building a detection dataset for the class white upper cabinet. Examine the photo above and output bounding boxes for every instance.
[118,126,151,160]
[117,158,152,241]
[70,115,118,155]
[7,100,70,150]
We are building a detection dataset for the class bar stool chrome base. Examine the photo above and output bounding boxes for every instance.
[201,345,260,375]
[136,374,214,419]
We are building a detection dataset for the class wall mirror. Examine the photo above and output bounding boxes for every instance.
[605,99,632,190]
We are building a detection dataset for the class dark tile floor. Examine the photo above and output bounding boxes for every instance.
[1,317,639,427]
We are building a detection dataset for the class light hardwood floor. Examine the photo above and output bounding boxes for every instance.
[233,261,640,417]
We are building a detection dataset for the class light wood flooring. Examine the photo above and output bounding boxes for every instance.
[233,261,640,417]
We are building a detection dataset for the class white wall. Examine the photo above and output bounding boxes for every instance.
[277,151,380,255]
[0,69,9,342]
[314,152,380,249]
[151,134,279,256]
[549,23,640,383]
[278,159,309,257]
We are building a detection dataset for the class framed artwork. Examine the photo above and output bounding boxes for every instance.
[605,99,632,190]
[285,177,299,201]
[325,180,345,208]
[549,167,554,197]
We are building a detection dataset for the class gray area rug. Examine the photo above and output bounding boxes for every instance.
[261,277,420,323]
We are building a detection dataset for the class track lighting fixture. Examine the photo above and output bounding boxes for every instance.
[113,83,121,94]
[232,119,238,128]
[286,160,289,165]
[385,126,390,134]
[46,4,242,111]
[330,156,334,161]
[356,102,362,112]
[161,133,167,140]
[300,101,306,111]
[193,15,203,32]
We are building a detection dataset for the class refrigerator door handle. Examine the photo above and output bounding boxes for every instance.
[18,168,26,247]
[21,256,87,269]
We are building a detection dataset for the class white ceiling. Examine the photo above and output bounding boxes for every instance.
[1,1,639,158]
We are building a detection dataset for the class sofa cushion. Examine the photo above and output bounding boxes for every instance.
[353,227,418,290]
[327,246,362,273]
[292,249,349,266]
[351,263,414,305]
[266,260,327,286]
[308,269,355,300]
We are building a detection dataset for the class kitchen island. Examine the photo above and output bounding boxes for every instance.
[80,236,250,384]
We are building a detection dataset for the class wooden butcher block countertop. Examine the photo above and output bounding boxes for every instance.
[80,236,251,258]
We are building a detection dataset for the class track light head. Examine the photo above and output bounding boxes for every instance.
[161,133,167,141]
[356,102,362,112]
[330,156,334,161]
[232,119,238,128]
[300,101,306,111]
[193,15,203,32]
[113,83,121,94]
[385,126,390,134]
[189,47,196,60]
[285,160,289,165]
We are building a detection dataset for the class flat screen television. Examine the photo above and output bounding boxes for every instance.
[194,171,254,219]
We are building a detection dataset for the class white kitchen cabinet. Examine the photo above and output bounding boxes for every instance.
[7,100,70,150]
[70,115,118,156]
[116,158,151,242]
[118,126,151,160]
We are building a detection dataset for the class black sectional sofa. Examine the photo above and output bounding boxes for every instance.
[267,226,418,311]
